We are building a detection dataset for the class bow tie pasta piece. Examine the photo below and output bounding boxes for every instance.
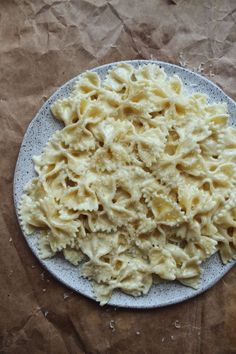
[177,184,218,217]
[183,237,218,260]
[51,97,78,126]
[61,185,98,211]
[149,194,185,225]
[91,266,152,305]
[32,132,65,173]
[88,252,152,304]
[104,63,134,93]
[168,75,183,95]
[216,226,236,264]
[199,127,225,159]
[20,195,80,252]
[177,120,212,144]
[65,151,91,176]
[177,263,201,288]
[20,63,236,305]
[136,127,168,167]
[63,247,85,266]
[93,175,116,205]
[135,229,167,252]
[79,232,116,260]
[135,215,157,235]
[213,192,236,228]
[135,64,167,83]
[114,263,152,297]
[42,166,68,200]
[219,127,236,163]
[61,172,99,211]
[204,101,228,118]
[105,201,137,227]
[92,118,135,146]
[91,144,131,172]
[37,234,56,259]
[61,123,97,151]
[72,71,101,99]
[149,247,177,281]
[87,211,118,233]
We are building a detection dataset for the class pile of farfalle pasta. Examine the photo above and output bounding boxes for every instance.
[20,63,236,304]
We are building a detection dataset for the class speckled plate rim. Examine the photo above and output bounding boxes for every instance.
[13,59,236,309]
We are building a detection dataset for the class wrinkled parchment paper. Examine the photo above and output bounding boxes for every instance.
[1,0,236,353]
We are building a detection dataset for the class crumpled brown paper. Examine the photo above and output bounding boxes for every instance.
[1,0,236,353]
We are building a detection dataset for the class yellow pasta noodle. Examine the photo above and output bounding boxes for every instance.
[20,63,236,305]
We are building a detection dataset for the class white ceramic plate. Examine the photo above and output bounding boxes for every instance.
[14,60,236,308]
